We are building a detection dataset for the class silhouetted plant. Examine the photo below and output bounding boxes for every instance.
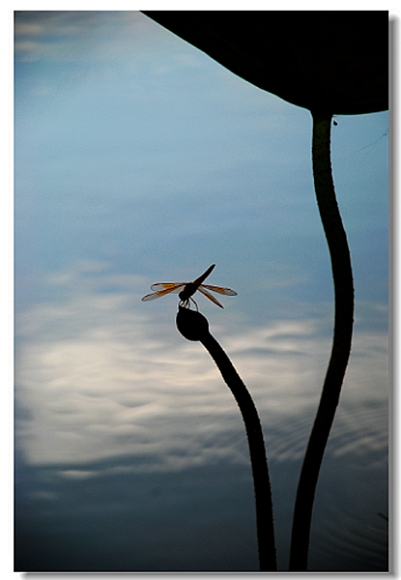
[142,11,388,571]
[176,306,277,571]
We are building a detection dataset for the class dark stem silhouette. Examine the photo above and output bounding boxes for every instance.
[289,112,354,570]
[142,11,386,570]
[176,307,277,571]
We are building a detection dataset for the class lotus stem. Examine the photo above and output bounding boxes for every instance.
[176,307,277,571]
[289,112,354,570]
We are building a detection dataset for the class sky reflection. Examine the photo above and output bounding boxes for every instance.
[14,10,388,572]
[15,262,388,571]
[16,262,387,468]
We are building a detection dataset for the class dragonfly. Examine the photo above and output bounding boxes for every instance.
[141,264,237,309]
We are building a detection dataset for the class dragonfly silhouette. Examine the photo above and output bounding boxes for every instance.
[141,264,237,309]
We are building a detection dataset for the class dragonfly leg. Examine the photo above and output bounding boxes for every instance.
[178,297,199,311]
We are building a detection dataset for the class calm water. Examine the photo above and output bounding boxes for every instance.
[15,278,388,571]
[14,11,388,572]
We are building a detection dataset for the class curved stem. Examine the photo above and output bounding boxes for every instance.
[200,330,277,571]
[289,112,354,570]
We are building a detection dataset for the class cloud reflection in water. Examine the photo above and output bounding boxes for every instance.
[15,262,387,571]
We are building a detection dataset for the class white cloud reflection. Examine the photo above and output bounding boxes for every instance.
[14,12,160,64]
[15,261,388,476]
[13,11,388,570]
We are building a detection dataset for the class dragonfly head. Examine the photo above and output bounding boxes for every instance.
[178,282,196,302]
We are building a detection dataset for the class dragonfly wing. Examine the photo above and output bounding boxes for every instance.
[141,292,162,302]
[150,283,184,293]
[141,284,184,302]
[202,284,238,296]
[198,286,224,308]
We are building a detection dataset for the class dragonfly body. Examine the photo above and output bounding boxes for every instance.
[177,263,215,303]
[141,264,237,309]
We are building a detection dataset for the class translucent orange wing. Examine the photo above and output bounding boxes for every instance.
[150,283,185,292]
[141,268,237,306]
[141,283,185,302]
[201,284,238,296]
[198,286,224,308]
